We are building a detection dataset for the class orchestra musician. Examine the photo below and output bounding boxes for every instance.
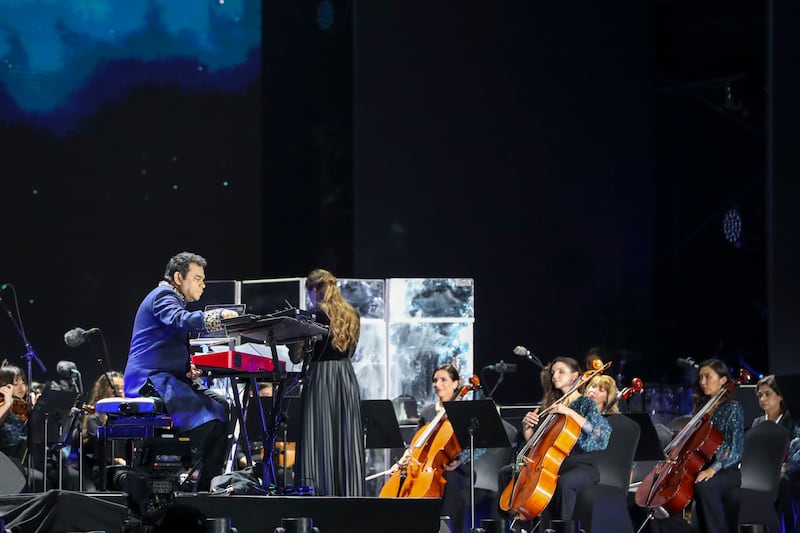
[583,347,606,373]
[585,374,620,414]
[289,268,365,496]
[82,370,125,490]
[752,375,798,533]
[751,374,793,431]
[0,364,30,469]
[688,358,744,533]
[0,364,79,491]
[516,356,611,526]
[407,364,485,533]
[124,251,239,491]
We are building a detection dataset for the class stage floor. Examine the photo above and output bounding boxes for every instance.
[0,491,443,533]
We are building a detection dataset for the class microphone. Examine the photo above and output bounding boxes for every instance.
[486,361,518,373]
[677,357,699,369]
[64,327,100,348]
[56,360,79,378]
[513,345,544,369]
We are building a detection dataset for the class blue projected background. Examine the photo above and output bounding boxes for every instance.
[0,0,261,133]
[0,0,263,378]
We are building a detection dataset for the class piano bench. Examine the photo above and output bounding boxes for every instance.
[98,414,174,441]
[95,410,177,491]
[95,397,165,416]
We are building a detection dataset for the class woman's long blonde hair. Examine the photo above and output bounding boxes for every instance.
[306,269,360,353]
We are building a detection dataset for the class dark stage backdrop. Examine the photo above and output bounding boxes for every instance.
[0,1,771,406]
[353,2,656,403]
[0,1,263,385]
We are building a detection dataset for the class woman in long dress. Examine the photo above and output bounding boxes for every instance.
[293,268,365,496]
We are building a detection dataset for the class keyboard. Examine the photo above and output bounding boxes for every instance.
[191,350,286,376]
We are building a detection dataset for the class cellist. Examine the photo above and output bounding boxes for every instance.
[395,364,484,533]
[518,356,611,525]
[688,359,744,533]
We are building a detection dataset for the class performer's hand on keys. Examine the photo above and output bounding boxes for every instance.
[187,363,203,380]
[221,309,239,319]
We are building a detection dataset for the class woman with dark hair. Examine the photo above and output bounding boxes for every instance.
[0,364,79,491]
[292,268,365,496]
[0,364,30,464]
[689,358,744,533]
[752,374,798,532]
[752,374,793,430]
[412,364,483,533]
[519,356,611,525]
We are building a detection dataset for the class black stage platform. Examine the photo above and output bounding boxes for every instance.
[0,491,442,533]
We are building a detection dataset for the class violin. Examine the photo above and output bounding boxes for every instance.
[379,375,481,498]
[635,368,750,518]
[0,396,30,421]
[500,359,612,520]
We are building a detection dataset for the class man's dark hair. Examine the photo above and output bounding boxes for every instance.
[163,252,207,283]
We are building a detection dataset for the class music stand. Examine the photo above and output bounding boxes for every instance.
[361,400,405,450]
[361,400,406,494]
[28,385,79,491]
[623,412,667,462]
[444,399,512,532]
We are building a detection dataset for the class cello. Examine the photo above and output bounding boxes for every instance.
[604,377,643,414]
[379,375,480,498]
[500,359,611,520]
[635,368,750,519]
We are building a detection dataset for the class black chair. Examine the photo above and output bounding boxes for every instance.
[573,414,641,533]
[723,420,791,531]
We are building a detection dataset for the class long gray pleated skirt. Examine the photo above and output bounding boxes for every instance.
[297,358,366,496]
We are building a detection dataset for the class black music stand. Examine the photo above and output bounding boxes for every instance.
[221,315,326,490]
[624,412,666,462]
[28,385,79,491]
[361,400,406,494]
[444,399,512,533]
[361,400,405,450]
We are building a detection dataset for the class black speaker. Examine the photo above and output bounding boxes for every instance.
[0,451,26,494]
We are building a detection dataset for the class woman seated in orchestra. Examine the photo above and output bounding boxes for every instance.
[585,374,620,415]
[521,356,611,526]
[688,358,744,533]
[752,374,798,533]
[392,364,483,533]
[0,363,80,491]
[82,370,125,490]
[752,374,793,430]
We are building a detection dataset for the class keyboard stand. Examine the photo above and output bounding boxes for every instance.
[219,315,326,491]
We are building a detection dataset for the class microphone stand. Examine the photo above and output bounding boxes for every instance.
[85,330,119,397]
[82,330,119,491]
[53,372,85,490]
[1,287,46,490]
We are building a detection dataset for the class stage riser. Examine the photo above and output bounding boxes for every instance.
[0,492,442,533]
